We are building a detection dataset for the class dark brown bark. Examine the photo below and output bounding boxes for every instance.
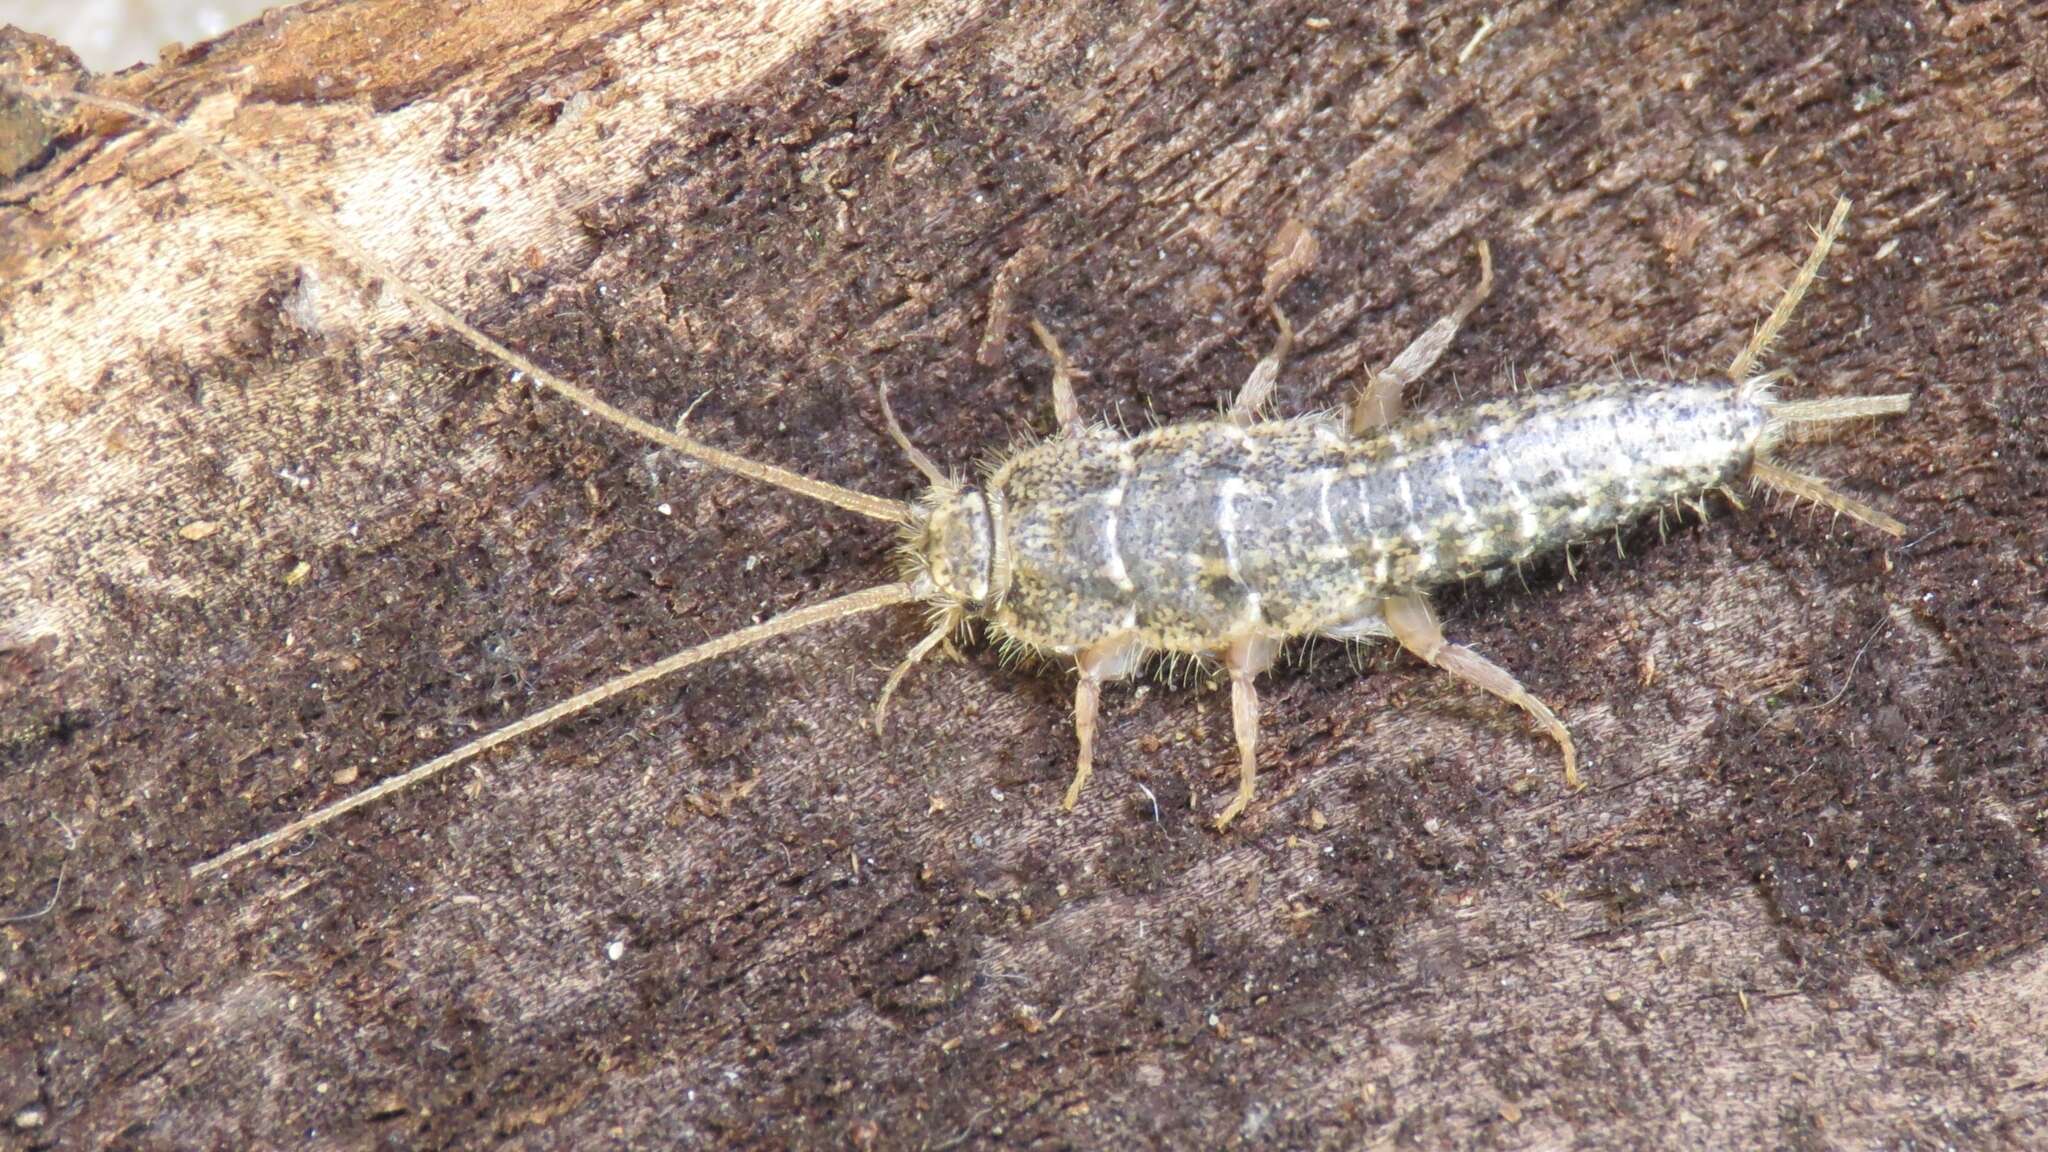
[3,0,2044,1146]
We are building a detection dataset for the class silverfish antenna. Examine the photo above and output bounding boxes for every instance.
[189,581,920,877]
[6,76,912,525]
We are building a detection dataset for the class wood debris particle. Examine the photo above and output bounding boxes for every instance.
[1458,14,1498,64]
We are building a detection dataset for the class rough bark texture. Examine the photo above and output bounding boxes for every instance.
[3,0,2045,1147]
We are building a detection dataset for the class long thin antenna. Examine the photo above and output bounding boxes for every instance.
[8,77,912,525]
[189,580,920,878]
[1729,197,1850,382]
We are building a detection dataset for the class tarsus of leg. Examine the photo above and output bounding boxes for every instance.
[12,77,911,525]
[1729,197,1850,382]
[189,581,920,879]
[874,611,956,734]
[1752,460,1908,537]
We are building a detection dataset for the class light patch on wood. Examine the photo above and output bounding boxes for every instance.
[0,0,995,657]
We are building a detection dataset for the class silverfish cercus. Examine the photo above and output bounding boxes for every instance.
[6,81,1912,875]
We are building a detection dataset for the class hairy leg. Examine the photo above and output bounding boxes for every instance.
[1381,593,1580,789]
[1213,635,1281,829]
[1230,219,1319,424]
[1062,634,1145,810]
[1066,674,1104,811]
[1348,240,1492,435]
[1228,303,1295,426]
[874,613,959,735]
[1029,319,1084,434]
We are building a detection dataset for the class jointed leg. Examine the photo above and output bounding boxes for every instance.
[1062,634,1144,811]
[1029,319,1084,434]
[1348,240,1493,435]
[1215,666,1263,829]
[1066,674,1103,810]
[1230,220,1319,425]
[878,380,949,488]
[1381,594,1580,789]
[874,613,958,735]
[1228,302,1294,426]
[1214,636,1281,830]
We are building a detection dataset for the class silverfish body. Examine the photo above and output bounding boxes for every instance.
[987,381,1764,656]
[906,201,1905,829]
[15,84,1906,870]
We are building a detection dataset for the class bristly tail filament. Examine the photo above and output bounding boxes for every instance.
[1751,459,1908,537]
[1748,382,1912,540]
[1729,197,1912,538]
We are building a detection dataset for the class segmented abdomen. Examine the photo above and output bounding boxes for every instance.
[990,382,1767,654]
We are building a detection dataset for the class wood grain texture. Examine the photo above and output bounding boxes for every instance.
[3,1,2044,1146]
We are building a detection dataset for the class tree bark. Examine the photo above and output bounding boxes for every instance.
[3,0,2044,1146]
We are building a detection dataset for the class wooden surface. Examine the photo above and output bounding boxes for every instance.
[3,1,2045,1146]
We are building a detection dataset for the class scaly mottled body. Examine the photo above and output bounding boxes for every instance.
[990,383,1764,656]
